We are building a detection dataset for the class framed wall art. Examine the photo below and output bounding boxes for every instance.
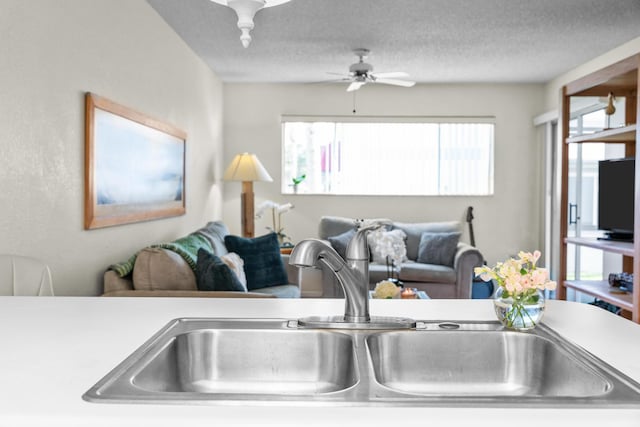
[84,93,187,229]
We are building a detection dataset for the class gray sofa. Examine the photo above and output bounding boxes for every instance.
[318,216,483,299]
[103,221,301,298]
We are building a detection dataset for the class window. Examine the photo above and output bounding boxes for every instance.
[282,118,494,196]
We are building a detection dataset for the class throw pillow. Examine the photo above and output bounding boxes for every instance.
[367,229,408,264]
[327,229,356,259]
[196,249,246,292]
[220,252,248,292]
[417,232,461,267]
[224,233,289,290]
[393,221,461,260]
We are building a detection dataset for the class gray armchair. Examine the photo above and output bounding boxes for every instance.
[316,216,483,299]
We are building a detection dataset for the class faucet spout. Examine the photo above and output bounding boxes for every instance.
[288,239,344,271]
[289,239,370,322]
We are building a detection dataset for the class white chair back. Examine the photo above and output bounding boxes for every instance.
[0,255,54,296]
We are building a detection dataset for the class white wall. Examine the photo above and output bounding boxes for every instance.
[0,0,224,295]
[223,83,544,266]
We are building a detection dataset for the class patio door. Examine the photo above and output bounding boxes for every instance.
[566,144,602,282]
[566,107,606,284]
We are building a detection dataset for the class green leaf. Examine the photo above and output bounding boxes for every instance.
[292,174,307,185]
[520,268,527,275]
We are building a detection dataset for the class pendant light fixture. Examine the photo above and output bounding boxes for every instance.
[210,0,292,48]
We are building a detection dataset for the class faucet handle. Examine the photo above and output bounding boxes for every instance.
[346,220,391,260]
[355,219,391,232]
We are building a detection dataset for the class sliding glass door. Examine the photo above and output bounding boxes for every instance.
[566,105,624,287]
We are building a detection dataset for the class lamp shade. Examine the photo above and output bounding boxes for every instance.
[223,153,273,182]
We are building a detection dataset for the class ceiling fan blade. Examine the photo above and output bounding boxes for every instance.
[310,78,350,85]
[375,78,416,88]
[347,81,365,92]
[371,71,409,79]
[326,72,349,77]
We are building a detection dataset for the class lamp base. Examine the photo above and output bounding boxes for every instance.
[241,181,255,237]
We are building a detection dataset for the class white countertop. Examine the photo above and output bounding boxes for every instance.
[1,297,640,427]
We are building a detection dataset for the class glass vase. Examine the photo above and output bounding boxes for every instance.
[493,287,545,331]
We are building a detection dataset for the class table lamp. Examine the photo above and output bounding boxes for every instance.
[223,153,273,237]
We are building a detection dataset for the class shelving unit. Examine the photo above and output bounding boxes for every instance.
[563,280,634,312]
[565,237,634,256]
[565,124,637,144]
[558,53,640,323]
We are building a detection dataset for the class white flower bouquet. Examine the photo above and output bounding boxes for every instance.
[255,200,294,246]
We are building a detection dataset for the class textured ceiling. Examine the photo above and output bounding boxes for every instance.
[147,0,640,83]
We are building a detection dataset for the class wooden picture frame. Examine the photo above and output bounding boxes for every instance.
[84,93,187,229]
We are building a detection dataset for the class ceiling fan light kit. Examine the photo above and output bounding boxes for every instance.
[210,0,292,48]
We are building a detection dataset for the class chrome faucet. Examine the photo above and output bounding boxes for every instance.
[289,221,415,329]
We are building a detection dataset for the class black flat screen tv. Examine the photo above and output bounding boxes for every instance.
[598,157,635,241]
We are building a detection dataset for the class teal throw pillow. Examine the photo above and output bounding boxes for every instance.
[224,233,289,290]
[196,249,246,292]
[417,232,461,267]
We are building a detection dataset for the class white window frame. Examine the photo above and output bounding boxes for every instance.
[281,115,495,196]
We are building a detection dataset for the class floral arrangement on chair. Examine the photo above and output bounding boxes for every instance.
[475,250,557,330]
[255,201,294,246]
[367,226,407,286]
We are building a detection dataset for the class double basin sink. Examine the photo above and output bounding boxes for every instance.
[83,318,640,407]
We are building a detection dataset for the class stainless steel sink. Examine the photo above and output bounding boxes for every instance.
[367,329,611,397]
[84,319,640,407]
[133,328,357,395]
[84,319,358,404]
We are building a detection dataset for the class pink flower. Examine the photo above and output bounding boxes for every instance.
[532,250,541,266]
[518,250,541,267]
[480,250,554,297]
[545,280,557,291]
[531,268,549,288]
[474,266,496,282]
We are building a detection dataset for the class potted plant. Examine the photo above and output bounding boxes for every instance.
[255,200,295,247]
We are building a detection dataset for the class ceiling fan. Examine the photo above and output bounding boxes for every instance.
[330,48,416,92]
